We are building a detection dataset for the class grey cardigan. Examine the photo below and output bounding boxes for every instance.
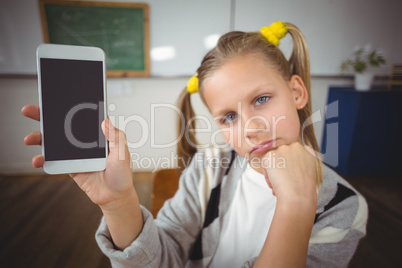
[96,148,368,267]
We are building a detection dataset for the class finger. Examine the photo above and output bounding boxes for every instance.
[21,105,40,121]
[102,119,126,146]
[101,119,111,141]
[129,153,133,170]
[262,168,268,179]
[69,173,78,179]
[262,168,273,189]
[32,155,44,168]
[24,131,42,145]
[266,175,273,190]
[102,119,130,160]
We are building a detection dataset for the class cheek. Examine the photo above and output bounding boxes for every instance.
[218,125,235,145]
[218,124,243,148]
[280,111,301,139]
[221,131,231,143]
[268,103,300,139]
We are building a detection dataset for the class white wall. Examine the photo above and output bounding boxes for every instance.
[1,0,401,76]
[0,0,232,76]
[235,0,401,75]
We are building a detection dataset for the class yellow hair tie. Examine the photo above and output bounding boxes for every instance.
[187,74,199,94]
[260,21,288,47]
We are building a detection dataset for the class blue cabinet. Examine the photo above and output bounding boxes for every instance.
[321,87,402,177]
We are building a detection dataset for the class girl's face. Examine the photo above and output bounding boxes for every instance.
[203,55,308,173]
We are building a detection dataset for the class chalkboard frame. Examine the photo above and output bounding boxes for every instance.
[39,0,150,77]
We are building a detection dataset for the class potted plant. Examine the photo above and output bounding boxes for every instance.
[341,48,386,91]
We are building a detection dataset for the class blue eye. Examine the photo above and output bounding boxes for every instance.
[222,113,237,124]
[256,96,269,106]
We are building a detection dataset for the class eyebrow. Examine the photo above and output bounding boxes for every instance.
[212,84,273,118]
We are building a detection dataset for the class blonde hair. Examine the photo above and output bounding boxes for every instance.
[177,22,323,187]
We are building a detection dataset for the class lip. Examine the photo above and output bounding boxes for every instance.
[250,139,276,155]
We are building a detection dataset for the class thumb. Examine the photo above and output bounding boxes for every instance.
[102,119,116,143]
[102,119,128,159]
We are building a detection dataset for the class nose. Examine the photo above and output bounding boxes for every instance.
[244,115,270,140]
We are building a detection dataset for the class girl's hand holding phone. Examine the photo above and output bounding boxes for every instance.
[22,104,142,249]
[22,104,135,208]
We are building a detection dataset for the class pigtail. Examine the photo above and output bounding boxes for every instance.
[285,22,323,188]
[176,87,198,172]
[285,23,311,94]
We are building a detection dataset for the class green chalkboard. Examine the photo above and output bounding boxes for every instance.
[39,1,150,77]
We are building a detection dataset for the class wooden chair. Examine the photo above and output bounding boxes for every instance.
[151,168,180,218]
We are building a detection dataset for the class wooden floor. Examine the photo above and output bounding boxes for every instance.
[0,172,153,268]
[0,172,401,267]
[347,176,402,267]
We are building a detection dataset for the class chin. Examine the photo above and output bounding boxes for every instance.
[248,160,264,174]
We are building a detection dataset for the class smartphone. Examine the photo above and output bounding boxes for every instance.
[36,44,108,174]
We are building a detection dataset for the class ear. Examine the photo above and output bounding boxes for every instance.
[289,75,308,110]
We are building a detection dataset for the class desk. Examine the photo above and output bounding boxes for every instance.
[321,87,402,177]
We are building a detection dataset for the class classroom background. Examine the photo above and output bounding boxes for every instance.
[0,0,401,267]
[1,0,401,174]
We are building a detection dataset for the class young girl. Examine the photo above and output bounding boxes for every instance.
[22,21,368,267]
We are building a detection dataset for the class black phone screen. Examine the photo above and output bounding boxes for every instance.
[40,58,106,161]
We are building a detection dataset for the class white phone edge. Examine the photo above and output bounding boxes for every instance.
[36,44,108,175]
